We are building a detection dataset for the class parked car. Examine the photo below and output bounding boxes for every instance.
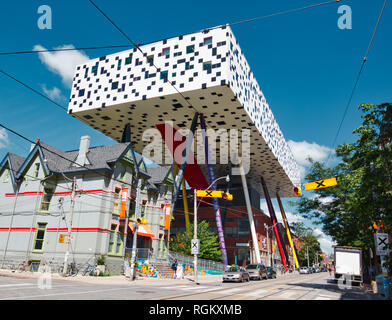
[311,267,316,273]
[299,267,310,274]
[222,266,250,283]
[246,264,267,280]
[266,267,277,279]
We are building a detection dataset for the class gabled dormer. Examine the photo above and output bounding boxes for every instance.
[16,142,51,182]
[0,153,25,191]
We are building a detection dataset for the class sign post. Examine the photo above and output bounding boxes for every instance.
[374,232,390,299]
[193,188,199,284]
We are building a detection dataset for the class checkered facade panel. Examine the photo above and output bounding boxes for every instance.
[68,25,300,187]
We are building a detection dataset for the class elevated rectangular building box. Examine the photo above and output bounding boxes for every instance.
[68,25,300,197]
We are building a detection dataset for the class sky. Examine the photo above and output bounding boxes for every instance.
[0,0,391,254]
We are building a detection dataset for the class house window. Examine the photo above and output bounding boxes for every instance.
[3,169,9,183]
[108,224,117,254]
[141,200,148,217]
[33,223,47,251]
[113,187,121,215]
[34,163,40,179]
[160,204,165,227]
[186,45,194,54]
[40,188,53,212]
[108,224,123,256]
[116,226,124,254]
[129,198,136,220]
[120,167,126,182]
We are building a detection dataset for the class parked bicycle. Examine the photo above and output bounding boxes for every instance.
[81,263,100,276]
[58,262,78,277]
[18,261,32,273]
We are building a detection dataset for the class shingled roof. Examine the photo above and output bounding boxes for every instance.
[39,141,131,174]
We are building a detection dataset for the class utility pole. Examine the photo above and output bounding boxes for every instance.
[193,188,198,284]
[307,246,310,268]
[129,178,142,281]
[63,176,76,276]
[264,223,270,267]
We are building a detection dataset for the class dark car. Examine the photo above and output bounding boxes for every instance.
[266,267,277,279]
[222,266,250,283]
[310,267,316,273]
[246,264,267,280]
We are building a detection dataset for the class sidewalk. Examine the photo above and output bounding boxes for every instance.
[0,269,222,286]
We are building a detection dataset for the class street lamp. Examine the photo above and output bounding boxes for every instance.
[193,175,230,284]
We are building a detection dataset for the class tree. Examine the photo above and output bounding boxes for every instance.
[291,222,323,266]
[169,220,222,262]
[293,103,392,271]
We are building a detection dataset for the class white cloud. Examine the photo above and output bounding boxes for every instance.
[34,44,90,87]
[0,128,10,149]
[41,85,65,102]
[287,140,336,179]
[260,200,303,224]
[314,228,336,254]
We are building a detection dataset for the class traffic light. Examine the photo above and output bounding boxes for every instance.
[222,192,233,201]
[137,218,148,224]
[293,186,301,196]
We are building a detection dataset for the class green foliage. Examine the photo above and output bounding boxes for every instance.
[96,254,106,265]
[291,222,323,266]
[293,103,392,270]
[169,220,222,262]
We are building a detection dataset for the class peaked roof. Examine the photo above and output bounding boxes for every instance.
[8,153,26,173]
[39,142,132,174]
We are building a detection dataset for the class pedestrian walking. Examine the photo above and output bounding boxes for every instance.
[328,266,332,276]
[171,259,178,279]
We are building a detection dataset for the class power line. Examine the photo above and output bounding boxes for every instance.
[326,0,388,164]
[0,1,341,57]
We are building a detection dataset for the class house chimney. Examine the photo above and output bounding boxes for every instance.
[75,136,90,167]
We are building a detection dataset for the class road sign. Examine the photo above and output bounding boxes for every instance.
[304,177,337,191]
[374,233,389,256]
[191,239,200,255]
[196,190,233,200]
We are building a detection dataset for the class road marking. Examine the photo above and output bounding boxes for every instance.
[234,295,249,300]
[248,289,268,296]
[0,283,31,288]
[276,291,297,299]
[0,286,133,300]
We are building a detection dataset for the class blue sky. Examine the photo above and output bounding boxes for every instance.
[0,1,391,253]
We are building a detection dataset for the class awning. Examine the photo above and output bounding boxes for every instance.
[128,222,155,238]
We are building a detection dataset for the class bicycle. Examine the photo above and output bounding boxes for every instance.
[58,262,78,277]
[81,263,100,276]
[17,261,32,273]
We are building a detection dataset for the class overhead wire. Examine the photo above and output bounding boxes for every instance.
[326,0,388,164]
[0,0,346,194]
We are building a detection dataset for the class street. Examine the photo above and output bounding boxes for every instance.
[0,271,380,301]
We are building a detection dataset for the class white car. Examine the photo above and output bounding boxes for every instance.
[299,267,310,274]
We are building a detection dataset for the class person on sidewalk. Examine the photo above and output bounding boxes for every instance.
[171,259,178,279]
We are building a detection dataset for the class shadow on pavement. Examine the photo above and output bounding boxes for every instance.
[285,278,380,300]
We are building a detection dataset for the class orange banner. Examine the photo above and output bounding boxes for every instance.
[164,204,171,230]
[120,188,128,218]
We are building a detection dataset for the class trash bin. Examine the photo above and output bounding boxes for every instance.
[376,274,385,296]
